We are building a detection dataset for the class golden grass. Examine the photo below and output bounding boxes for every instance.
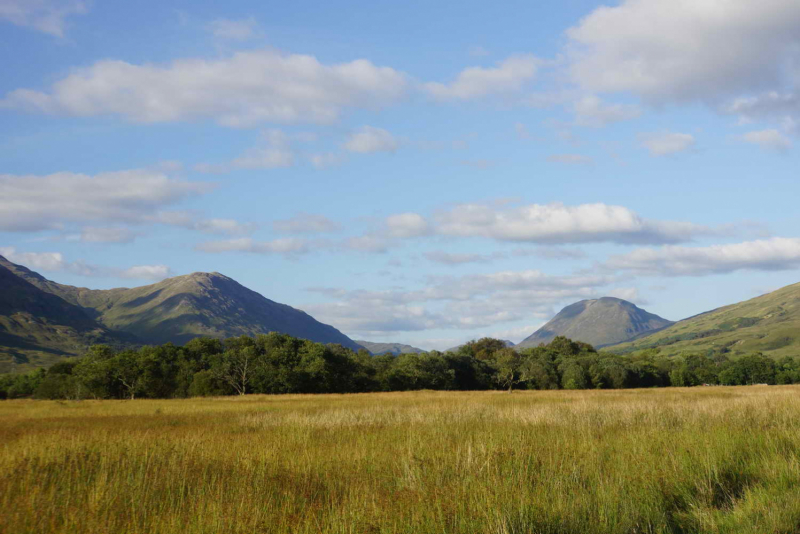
[3,387,800,533]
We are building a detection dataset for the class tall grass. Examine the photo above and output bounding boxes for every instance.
[2,387,800,533]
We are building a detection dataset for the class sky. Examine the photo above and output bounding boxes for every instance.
[1,0,800,350]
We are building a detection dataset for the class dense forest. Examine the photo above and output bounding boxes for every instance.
[1,334,798,400]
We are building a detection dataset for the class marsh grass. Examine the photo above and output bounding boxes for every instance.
[3,387,800,533]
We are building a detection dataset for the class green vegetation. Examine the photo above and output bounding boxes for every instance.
[3,387,800,533]
[3,334,798,400]
[609,282,800,357]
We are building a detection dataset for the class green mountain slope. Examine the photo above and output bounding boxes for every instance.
[0,262,131,372]
[0,256,363,362]
[608,283,800,357]
[355,340,425,355]
[517,297,673,349]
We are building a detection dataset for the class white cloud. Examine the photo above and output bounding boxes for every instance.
[343,126,399,153]
[194,219,257,235]
[195,237,310,256]
[385,213,430,238]
[740,129,792,152]
[1,50,408,127]
[207,17,259,41]
[424,251,498,265]
[0,246,171,280]
[273,213,340,234]
[567,0,800,104]
[118,265,172,280]
[424,55,539,100]
[433,202,710,245]
[195,129,296,173]
[605,237,800,276]
[547,154,593,165]
[573,95,641,127]
[639,132,695,156]
[0,0,87,37]
[345,235,388,253]
[79,226,138,244]
[725,92,800,130]
[0,169,213,232]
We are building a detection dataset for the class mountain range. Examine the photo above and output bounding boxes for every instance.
[4,252,800,371]
[0,255,361,371]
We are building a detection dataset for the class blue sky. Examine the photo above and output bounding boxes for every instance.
[2,0,800,350]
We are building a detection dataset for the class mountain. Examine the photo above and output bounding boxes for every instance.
[0,256,363,369]
[517,297,673,349]
[607,283,800,358]
[445,339,515,353]
[0,262,132,371]
[355,340,426,355]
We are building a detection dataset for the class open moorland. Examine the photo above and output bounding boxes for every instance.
[3,387,800,534]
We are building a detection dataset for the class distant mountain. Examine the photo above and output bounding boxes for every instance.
[0,256,363,369]
[517,297,673,349]
[608,282,800,357]
[0,261,132,371]
[355,340,425,355]
[445,339,515,353]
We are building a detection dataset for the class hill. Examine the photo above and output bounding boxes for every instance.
[517,297,672,349]
[355,340,425,355]
[0,256,363,368]
[0,262,132,371]
[608,283,800,357]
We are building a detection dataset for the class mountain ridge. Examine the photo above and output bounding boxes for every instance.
[0,256,362,369]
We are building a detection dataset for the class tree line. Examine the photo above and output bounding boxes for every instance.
[2,334,799,400]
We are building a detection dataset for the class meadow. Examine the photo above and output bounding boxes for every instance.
[2,387,800,534]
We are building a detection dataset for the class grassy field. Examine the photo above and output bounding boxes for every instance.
[3,388,800,534]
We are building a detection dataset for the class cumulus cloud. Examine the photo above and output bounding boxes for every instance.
[605,237,800,276]
[547,154,594,165]
[343,126,399,153]
[0,246,171,280]
[207,17,259,41]
[567,0,800,104]
[432,202,709,245]
[385,213,430,238]
[273,213,341,234]
[0,169,213,232]
[424,55,539,100]
[344,235,389,253]
[573,95,641,127]
[1,50,408,127]
[639,132,695,156]
[0,0,87,37]
[739,129,792,152]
